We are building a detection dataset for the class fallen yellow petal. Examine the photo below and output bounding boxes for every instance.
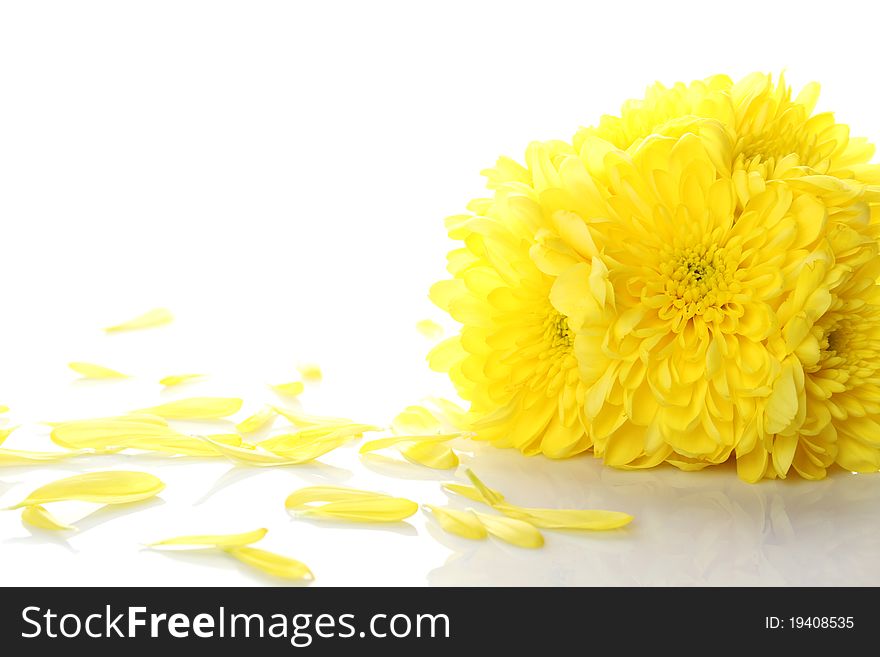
[0,425,17,446]
[359,433,459,455]
[416,319,444,340]
[270,381,305,397]
[134,397,243,420]
[272,407,358,428]
[104,308,174,333]
[391,405,442,434]
[159,373,205,387]
[224,546,313,581]
[442,482,506,505]
[458,470,632,530]
[296,363,323,382]
[258,432,353,462]
[69,361,128,379]
[236,406,277,434]
[0,405,9,414]
[425,505,486,540]
[496,504,634,530]
[199,435,313,466]
[7,471,165,509]
[148,528,268,549]
[474,511,544,549]
[400,441,459,469]
[464,469,506,505]
[285,486,418,522]
[22,505,77,531]
[0,447,85,467]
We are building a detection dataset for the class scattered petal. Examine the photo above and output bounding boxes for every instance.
[454,470,632,530]
[442,482,506,505]
[236,406,277,434]
[257,431,357,462]
[391,405,442,434]
[224,546,313,581]
[400,441,459,469]
[0,425,17,446]
[159,373,205,387]
[7,471,165,509]
[270,381,305,397]
[198,435,313,466]
[425,397,469,430]
[22,505,77,531]
[104,308,174,333]
[474,511,544,548]
[425,505,486,539]
[296,363,323,382]
[134,397,243,420]
[463,469,506,505]
[271,407,363,428]
[0,447,85,467]
[69,361,128,379]
[0,405,9,414]
[416,319,444,340]
[285,486,418,522]
[148,528,268,549]
[359,433,459,455]
[496,504,634,530]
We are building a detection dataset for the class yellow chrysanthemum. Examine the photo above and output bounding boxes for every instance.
[433,73,880,481]
[576,72,880,185]
[429,142,591,457]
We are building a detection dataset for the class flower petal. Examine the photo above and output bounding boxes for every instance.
[104,308,174,333]
[425,505,487,539]
[296,364,323,382]
[21,505,77,531]
[236,406,277,434]
[8,471,165,508]
[148,528,268,549]
[159,373,205,387]
[68,362,128,379]
[224,546,313,581]
[285,486,418,522]
[473,511,544,548]
[270,381,305,397]
[399,441,459,469]
[134,397,243,420]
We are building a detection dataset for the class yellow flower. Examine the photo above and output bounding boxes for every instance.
[429,140,591,457]
[575,72,880,185]
[433,73,880,481]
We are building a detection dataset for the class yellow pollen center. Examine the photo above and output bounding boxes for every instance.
[662,243,735,312]
[544,312,573,350]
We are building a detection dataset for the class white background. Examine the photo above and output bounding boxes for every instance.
[1,0,879,586]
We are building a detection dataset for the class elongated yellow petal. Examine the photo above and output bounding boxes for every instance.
[0,447,84,467]
[148,528,268,548]
[236,406,277,434]
[7,471,165,509]
[474,511,543,548]
[134,397,243,420]
[391,405,442,434]
[400,441,459,469]
[0,425,17,446]
[496,504,633,530]
[69,362,128,379]
[0,405,9,414]
[296,363,322,382]
[51,416,175,450]
[425,505,486,539]
[359,433,459,454]
[258,433,352,462]
[464,469,506,505]
[104,308,174,333]
[159,373,205,387]
[285,486,418,522]
[21,505,76,531]
[270,381,305,397]
[442,482,506,504]
[455,470,632,530]
[271,407,356,428]
[416,319,444,340]
[199,435,311,466]
[224,546,313,581]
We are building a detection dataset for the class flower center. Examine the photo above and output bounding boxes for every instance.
[544,311,573,350]
[661,243,737,314]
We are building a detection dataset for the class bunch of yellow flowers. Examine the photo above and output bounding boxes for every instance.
[430,73,880,482]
